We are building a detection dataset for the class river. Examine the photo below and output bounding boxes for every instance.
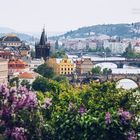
[68,54,140,89]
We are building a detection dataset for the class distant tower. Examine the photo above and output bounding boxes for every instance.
[35,28,50,59]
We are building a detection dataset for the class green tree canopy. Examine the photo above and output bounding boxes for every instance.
[32,77,49,93]
[91,66,101,74]
[103,68,112,75]
[21,80,31,90]
[34,64,55,79]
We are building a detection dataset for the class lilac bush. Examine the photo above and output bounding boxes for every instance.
[0,81,139,140]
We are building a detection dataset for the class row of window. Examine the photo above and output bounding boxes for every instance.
[5,43,20,46]
[60,65,73,67]
[61,68,73,71]
[61,72,72,75]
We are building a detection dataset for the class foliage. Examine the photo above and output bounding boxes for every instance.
[54,40,59,50]
[21,80,31,90]
[9,77,19,88]
[32,77,49,93]
[50,50,66,58]
[50,23,140,40]
[103,68,112,75]
[34,64,55,79]
[91,66,102,74]
[122,43,140,58]
[0,81,139,140]
[52,75,68,83]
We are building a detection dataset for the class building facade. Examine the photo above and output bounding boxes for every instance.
[46,58,74,75]
[8,58,28,76]
[35,28,50,59]
[0,34,22,47]
[0,59,8,83]
[76,58,94,74]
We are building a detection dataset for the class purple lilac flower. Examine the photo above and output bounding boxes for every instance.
[0,84,9,97]
[44,97,52,108]
[17,86,28,94]
[11,127,27,140]
[78,105,86,115]
[12,90,37,109]
[127,131,136,140]
[105,112,111,124]
[118,108,132,124]
[2,107,12,118]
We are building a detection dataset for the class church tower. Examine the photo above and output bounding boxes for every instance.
[35,28,50,59]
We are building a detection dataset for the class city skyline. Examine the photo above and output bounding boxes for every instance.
[0,0,140,33]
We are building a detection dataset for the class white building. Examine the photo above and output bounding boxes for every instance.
[103,40,128,54]
[29,58,44,70]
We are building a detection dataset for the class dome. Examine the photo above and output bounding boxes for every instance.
[2,34,21,42]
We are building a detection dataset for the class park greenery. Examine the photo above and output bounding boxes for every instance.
[34,64,55,79]
[50,50,66,58]
[91,66,112,75]
[0,80,139,140]
[33,64,68,93]
[123,43,140,58]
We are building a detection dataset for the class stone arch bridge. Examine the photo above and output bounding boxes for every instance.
[68,74,140,87]
[92,59,140,68]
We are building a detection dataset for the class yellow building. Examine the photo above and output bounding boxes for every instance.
[46,58,74,75]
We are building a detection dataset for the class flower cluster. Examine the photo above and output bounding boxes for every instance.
[7,127,27,140]
[105,112,111,124]
[127,131,136,140]
[44,97,52,108]
[0,84,37,140]
[118,108,132,124]
[78,105,86,115]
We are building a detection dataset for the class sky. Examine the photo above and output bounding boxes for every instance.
[0,0,140,33]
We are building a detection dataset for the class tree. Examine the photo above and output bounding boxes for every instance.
[9,77,19,88]
[103,68,112,75]
[122,43,134,58]
[21,80,31,90]
[30,49,35,58]
[50,50,66,58]
[105,47,111,53]
[34,64,55,79]
[91,66,101,74]
[32,77,49,93]
[55,40,59,50]
[52,75,68,83]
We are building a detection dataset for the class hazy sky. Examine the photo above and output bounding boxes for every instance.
[0,0,140,33]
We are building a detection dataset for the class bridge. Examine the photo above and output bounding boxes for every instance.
[92,59,140,68]
[69,73,140,87]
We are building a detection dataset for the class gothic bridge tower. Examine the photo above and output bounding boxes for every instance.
[35,28,50,60]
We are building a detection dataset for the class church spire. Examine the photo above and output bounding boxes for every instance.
[39,26,47,45]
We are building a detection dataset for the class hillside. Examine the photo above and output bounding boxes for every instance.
[50,22,140,40]
[0,27,37,42]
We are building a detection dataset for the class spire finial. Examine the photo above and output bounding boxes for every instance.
[43,24,45,32]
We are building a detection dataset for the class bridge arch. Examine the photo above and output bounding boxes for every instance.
[93,62,117,69]
[116,79,138,89]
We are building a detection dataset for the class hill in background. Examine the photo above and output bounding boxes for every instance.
[50,22,140,40]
